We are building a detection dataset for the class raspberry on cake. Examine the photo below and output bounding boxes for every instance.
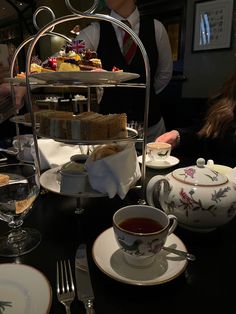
[112,66,123,72]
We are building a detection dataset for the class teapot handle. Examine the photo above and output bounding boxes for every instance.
[146,175,171,211]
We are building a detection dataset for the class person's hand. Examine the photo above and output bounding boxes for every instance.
[0,83,26,111]
[13,86,26,110]
[155,130,180,148]
[0,83,11,96]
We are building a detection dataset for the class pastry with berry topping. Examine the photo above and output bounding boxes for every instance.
[56,40,103,72]
[0,174,9,185]
[31,55,55,73]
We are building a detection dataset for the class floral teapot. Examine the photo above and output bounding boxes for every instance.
[146,158,236,232]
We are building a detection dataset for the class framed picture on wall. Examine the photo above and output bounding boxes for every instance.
[193,0,234,51]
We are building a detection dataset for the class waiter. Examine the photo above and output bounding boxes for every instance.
[76,0,173,141]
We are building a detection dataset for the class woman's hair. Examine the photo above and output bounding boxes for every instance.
[198,69,236,139]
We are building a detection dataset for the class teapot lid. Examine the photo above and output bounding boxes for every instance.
[60,160,85,174]
[172,158,228,186]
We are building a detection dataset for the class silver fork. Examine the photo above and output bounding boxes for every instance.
[57,260,75,314]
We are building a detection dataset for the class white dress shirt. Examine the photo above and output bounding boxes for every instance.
[76,7,173,95]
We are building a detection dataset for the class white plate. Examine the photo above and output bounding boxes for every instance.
[92,227,188,286]
[10,115,40,128]
[0,263,52,314]
[5,77,45,85]
[38,127,137,145]
[40,166,105,198]
[29,71,140,84]
[138,155,180,169]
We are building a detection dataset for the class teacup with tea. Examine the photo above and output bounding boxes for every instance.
[146,142,171,162]
[113,204,177,267]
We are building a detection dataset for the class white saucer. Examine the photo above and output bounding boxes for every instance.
[40,166,105,197]
[92,227,188,286]
[0,263,52,314]
[138,155,180,169]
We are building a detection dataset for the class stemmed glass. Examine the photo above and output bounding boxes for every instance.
[0,163,41,257]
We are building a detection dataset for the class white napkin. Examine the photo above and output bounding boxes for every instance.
[85,142,141,199]
[31,138,84,170]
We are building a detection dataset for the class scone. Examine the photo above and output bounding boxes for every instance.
[90,144,122,161]
[0,174,10,186]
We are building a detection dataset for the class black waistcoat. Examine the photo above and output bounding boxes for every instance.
[97,18,161,126]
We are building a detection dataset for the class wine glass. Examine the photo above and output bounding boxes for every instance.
[0,163,41,257]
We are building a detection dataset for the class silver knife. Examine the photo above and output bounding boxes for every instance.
[75,244,95,313]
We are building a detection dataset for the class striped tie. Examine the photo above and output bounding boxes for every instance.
[122,20,137,65]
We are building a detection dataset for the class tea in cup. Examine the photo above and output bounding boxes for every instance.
[146,142,171,162]
[113,205,177,267]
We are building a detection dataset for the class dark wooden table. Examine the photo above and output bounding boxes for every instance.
[0,155,236,313]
